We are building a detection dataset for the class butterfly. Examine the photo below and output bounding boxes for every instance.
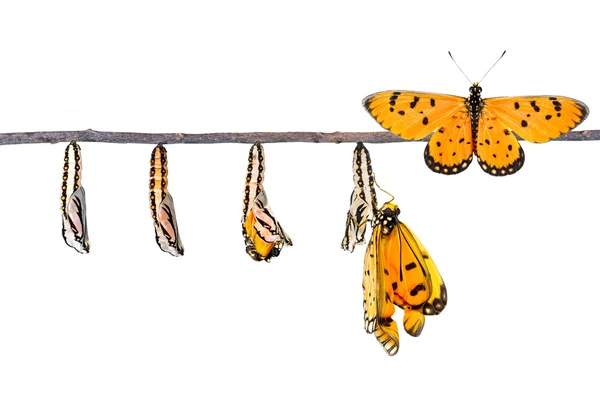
[363,201,447,356]
[61,141,90,254]
[363,65,589,176]
[242,142,292,262]
[149,144,184,256]
[341,142,378,252]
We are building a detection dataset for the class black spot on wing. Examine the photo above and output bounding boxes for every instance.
[409,96,420,109]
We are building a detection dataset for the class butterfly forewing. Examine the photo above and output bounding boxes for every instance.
[484,95,589,143]
[363,91,466,140]
[341,142,378,252]
[399,223,447,317]
[394,222,433,307]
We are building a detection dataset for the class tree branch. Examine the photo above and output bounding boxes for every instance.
[1,129,599,145]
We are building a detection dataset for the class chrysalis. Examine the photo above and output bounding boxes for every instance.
[363,201,447,356]
[61,141,90,254]
[341,142,378,252]
[242,142,292,262]
[149,144,184,256]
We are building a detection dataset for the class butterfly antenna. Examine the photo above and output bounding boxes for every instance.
[478,50,507,84]
[448,51,472,85]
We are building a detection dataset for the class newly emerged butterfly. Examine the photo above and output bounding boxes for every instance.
[363,202,447,356]
[363,54,589,176]
[61,141,90,254]
[341,142,378,252]
[149,144,184,256]
[242,142,292,262]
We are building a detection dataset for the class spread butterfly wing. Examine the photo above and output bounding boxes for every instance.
[363,91,467,140]
[363,91,475,174]
[484,95,589,143]
[363,225,399,356]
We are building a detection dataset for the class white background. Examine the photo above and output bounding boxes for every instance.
[1,1,599,399]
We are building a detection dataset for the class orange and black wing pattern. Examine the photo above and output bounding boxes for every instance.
[363,202,446,355]
[363,85,588,176]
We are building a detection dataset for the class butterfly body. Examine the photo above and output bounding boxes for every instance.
[466,84,484,149]
[364,83,588,176]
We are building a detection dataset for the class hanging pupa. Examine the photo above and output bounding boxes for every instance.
[341,142,378,252]
[242,142,292,262]
[363,199,447,356]
[61,140,90,253]
[149,144,184,256]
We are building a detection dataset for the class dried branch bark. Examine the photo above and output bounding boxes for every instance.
[0,129,599,145]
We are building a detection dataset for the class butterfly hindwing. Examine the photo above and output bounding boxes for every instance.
[475,115,525,175]
[424,110,474,174]
[485,95,589,143]
[363,91,466,140]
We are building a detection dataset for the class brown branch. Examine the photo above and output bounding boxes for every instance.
[0,129,599,145]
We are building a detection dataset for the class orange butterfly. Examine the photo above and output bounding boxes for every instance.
[363,201,447,356]
[363,57,589,176]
